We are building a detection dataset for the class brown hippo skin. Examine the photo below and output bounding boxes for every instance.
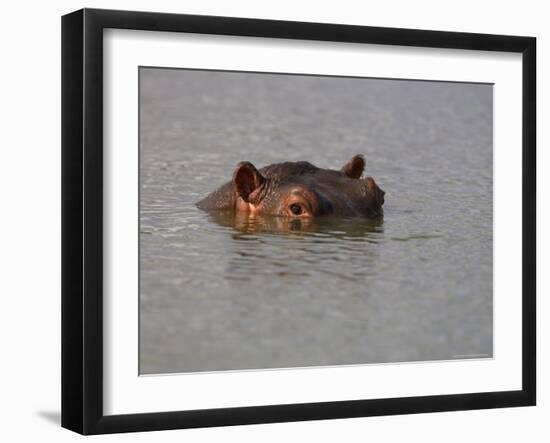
[195,154,385,219]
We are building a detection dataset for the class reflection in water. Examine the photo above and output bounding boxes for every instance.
[197,209,385,284]
[204,209,383,238]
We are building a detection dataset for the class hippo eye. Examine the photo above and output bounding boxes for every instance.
[290,204,303,215]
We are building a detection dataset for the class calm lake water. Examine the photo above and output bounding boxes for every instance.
[139,68,493,374]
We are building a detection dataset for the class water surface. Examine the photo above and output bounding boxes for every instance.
[139,68,493,374]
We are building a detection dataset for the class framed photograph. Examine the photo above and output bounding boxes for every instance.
[61,8,536,435]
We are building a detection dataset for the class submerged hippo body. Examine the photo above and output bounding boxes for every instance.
[196,154,385,219]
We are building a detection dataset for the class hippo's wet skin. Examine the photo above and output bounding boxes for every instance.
[196,154,385,219]
[205,209,383,238]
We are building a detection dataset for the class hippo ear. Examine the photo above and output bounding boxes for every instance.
[341,154,365,179]
[232,161,265,203]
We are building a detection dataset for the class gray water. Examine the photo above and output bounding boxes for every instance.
[139,68,493,375]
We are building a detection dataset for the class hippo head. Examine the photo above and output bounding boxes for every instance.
[196,155,385,219]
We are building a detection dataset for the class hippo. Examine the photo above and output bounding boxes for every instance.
[205,207,383,237]
[195,154,385,219]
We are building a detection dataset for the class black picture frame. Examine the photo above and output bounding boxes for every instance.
[62,8,536,435]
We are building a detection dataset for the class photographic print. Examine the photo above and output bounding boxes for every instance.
[62,9,535,433]
[138,67,493,375]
